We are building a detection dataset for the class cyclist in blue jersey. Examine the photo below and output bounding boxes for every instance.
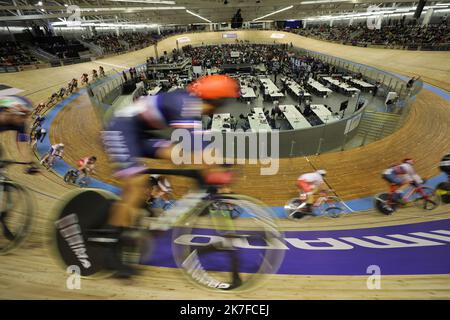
[101,75,240,277]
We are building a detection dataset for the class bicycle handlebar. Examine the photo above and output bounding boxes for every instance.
[141,168,206,186]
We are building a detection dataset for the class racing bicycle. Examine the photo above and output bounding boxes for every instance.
[284,190,347,219]
[41,154,62,170]
[374,182,440,215]
[0,160,35,255]
[49,168,285,292]
[63,169,92,187]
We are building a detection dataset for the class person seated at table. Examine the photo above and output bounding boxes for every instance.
[304,105,312,117]
[229,115,237,130]
[268,114,276,129]
[270,108,276,118]
[263,86,269,101]
[237,114,249,131]
[202,114,212,130]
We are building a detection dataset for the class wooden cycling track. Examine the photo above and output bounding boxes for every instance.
[0,30,449,299]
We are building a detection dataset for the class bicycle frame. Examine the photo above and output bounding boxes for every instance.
[387,184,429,206]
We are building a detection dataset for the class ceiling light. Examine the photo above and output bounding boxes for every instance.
[252,5,293,21]
[186,9,212,22]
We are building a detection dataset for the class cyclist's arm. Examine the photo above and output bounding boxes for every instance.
[405,165,423,185]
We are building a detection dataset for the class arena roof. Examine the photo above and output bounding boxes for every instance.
[0,1,449,27]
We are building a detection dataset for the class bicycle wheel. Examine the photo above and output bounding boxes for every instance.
[63,171,72,184]
[324,206,344,218]
[373,193,396,215]
[207,199,243,220]
[413,186,440,210]
[172,194,285,292]
[321,196,345,218]
[284,198,305,219]
[0,181,34,255]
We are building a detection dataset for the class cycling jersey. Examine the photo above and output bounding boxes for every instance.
[50,144,64,156]
[102,90,202,178]
[383,163,422,185]
[298,172,324,186]
[297,172,324,193]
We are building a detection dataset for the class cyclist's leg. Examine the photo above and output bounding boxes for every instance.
[299,180,314,210]
[382,173,403,203]
[101,119,173,276]
[40,150,51,164]
[107,139,173,227]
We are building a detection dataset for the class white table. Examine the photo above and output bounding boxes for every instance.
[240,86,256,99]
[211,113,231,132]
[310,104,341,123]
[307,78,332,95]
[323,77,360,94]
[281,105,312,129]
[260,78,284,99]
[282,77,312,98]
[248,107,272,132]
[147,85,162,96]
[350,78,375,89]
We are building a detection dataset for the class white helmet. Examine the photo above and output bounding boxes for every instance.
[58,143,64,148]
[317,169,327,176]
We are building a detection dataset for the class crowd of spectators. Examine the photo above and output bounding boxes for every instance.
[146,48,186,66]
[83,32,157,54]
[293,20,450,50]
[35,36,88,59]
[182,42,289,70]
[83,34,126,54]
[0,41,39,67]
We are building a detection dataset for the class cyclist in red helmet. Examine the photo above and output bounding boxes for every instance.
[382,158,423,204]
[0,95,39,174]
[101,74,240,277]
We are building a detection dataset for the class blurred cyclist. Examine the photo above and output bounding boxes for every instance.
[101,74,240,277]
[382,158,423,204]
[296,169,328,214]
[31,127,46,149]
[40,142,64,167]
[0,95,39,173]
[33,102,46,117]
[77,155,97,181]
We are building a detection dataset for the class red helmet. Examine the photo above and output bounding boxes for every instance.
[187,75,240,100]
[403,158,414,165]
